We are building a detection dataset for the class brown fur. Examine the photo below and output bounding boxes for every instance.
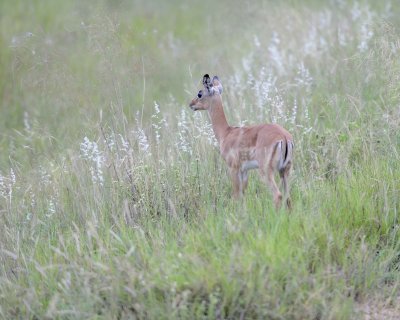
[190,75,293,209]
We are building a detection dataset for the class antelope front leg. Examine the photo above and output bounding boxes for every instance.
[241,169,249,194]
[229,167,242,199]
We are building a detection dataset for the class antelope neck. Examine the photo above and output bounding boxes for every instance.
[208,97,230,144]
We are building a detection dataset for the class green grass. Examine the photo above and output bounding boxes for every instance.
[1,0,400,319]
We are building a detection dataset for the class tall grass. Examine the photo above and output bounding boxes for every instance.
[0,0,399,319]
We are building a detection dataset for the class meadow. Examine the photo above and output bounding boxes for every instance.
[0,0,399,319]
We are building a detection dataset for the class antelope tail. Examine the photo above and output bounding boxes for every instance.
[278,139,294,172]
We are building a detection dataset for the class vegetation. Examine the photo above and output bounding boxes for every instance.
[0,0,399,318]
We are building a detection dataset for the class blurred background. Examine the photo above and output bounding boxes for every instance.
[1,1,398,167]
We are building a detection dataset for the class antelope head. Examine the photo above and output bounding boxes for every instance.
[189,74,223,111]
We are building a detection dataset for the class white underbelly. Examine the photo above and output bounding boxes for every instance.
[241,160,259,171]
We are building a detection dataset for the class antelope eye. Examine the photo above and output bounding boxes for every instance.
[197,90,203,98]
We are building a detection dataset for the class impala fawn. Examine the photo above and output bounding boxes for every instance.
[189,74,294,209]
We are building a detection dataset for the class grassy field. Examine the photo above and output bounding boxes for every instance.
[1,0,400,319]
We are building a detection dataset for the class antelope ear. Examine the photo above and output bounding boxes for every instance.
[202,74,213,93]
[212,76,223,94]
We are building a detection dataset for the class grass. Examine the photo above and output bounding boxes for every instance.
[0,0,400,319]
